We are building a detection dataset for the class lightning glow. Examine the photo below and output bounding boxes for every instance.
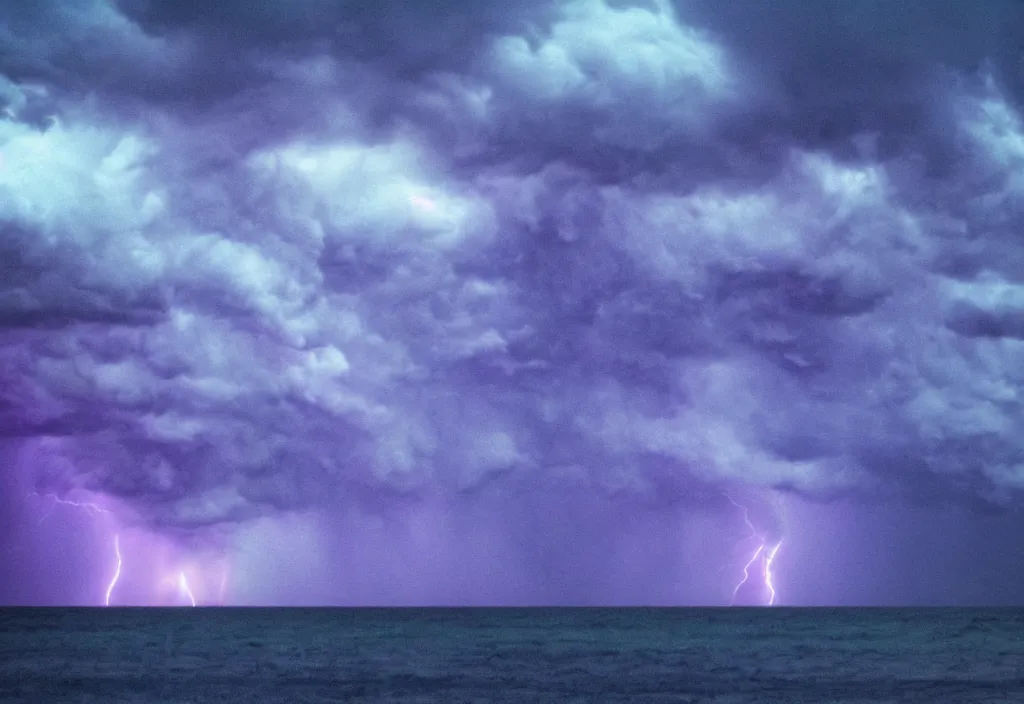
[104,534,122,607]
[217,566,229,606]
[26,492,232,606]
[409,193,438,213]
[178,571,197,607]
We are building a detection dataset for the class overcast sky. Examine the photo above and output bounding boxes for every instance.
[1,0,1023,606]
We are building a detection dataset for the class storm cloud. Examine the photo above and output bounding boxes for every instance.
[1,0,1023,604]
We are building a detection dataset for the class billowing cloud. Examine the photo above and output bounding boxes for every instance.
[2,0,1023,604]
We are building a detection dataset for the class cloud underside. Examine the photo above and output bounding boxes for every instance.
[1,0,1023,528]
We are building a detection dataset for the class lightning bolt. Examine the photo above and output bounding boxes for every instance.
[30,492,110,525]
[764,541,783,606]
[731,543,764,605]
[726,495,783,607]
[178,572,197,607]
[28,493,124,606]
[728,495,758,540]
[104,534,122,607]
[26,494,227,607]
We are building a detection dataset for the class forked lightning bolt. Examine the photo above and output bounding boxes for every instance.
[28,493,124,606]
[726,495,783,606]
[26,494,224,606]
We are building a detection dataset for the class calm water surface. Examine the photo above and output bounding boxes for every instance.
[1,608,1021,703]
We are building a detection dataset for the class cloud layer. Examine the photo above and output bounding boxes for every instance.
[2,0,1023,545]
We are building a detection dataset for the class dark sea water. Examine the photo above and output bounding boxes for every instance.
[0,608,1021,703]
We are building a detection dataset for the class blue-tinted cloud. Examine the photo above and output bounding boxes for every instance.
[1,0,1022,584]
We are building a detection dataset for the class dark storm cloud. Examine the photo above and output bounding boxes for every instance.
[118,0,552,68]
[1,0,1023,535]
[674,0,1024,150]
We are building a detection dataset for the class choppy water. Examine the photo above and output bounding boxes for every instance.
[0,608,1021,703]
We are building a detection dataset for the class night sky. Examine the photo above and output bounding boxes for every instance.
[1,0,1023,607]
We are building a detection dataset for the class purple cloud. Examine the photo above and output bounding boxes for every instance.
[1,0,1023,605]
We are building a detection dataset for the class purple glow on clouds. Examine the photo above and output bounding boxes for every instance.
[1,0,1024,605]
[20,490,234,606]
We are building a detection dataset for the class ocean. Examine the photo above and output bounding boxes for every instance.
[1,607,1021,703]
